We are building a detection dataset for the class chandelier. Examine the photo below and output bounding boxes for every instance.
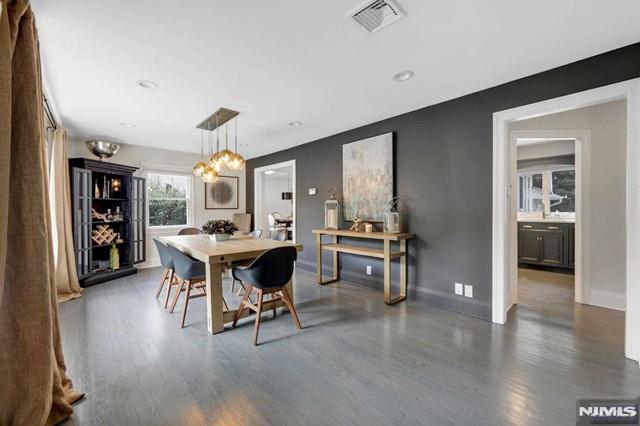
[192,130,210,177]
[193,108,245,182]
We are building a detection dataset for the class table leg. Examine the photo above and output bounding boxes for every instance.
[316,233,322,284]
[384,239,407,305]
[316,233,339,285]
[205,262,225,334]
[332,235,339,281]
[383,240,391,303]
[400,239,407,300]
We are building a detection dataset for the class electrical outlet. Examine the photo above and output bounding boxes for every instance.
[464,284,473,298]
[366,265,372,275]
[455,283,464,296]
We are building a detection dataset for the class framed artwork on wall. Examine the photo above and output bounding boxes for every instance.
[205,175,239,209]
[342,132,393,222]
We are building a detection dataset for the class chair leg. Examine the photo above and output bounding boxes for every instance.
[281,286,302,330]
[253,289,264,346]
[169,280,184,313]
[271,293,277,318]
[155,269,168,298]
[223,297,229,312]
[233,286,252,327]
[231,278,236,293]
[235,279,247,295]
[180,281,192,328]
[163,270,175,308]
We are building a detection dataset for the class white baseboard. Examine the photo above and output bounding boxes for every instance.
[588,289,626,311]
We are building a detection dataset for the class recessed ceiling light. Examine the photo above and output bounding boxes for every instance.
[264,170,276,175]
[289,121,302,127]
[393,70,414,82]
[120,122,135,128]
[137,80,159,89]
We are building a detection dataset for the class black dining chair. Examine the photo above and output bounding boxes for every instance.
[153,239,180,308]
[232,246,302,346]
[231,229,263,295]
[178,227,201,235]
[166,244,229,328]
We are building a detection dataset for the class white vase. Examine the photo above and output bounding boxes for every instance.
[209,233,230,242]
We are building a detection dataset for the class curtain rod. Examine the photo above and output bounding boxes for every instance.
[43,94,59,129]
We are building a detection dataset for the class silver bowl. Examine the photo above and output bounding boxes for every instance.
[85,140,120,160]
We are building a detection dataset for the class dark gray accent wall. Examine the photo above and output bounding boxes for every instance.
[247,42,640,320]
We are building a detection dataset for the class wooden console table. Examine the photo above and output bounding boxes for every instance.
[312,229,414,305]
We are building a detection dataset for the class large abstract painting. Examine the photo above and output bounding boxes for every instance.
[205,176,239,209]
[342,132,393,222]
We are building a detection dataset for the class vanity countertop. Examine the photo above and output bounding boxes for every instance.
[517,218,575,223]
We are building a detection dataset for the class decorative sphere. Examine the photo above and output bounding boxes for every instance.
[226,153,245,170]
[192,161,208,176]
[201,166,219,183]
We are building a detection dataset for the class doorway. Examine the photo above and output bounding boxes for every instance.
[253,160,296,241]
[513,137,580,321]
[492,78,640,364]
[510,135,586,308]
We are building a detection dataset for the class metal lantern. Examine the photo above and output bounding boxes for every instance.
[324,189,340,230]
[383,196,401,233]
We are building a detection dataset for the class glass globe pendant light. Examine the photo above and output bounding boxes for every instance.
[201,130,218,182]
[218,122,235,166]
[226,117,246,170]
[192,130,208,176]
[209,112,225,170]
[201,165,218,183]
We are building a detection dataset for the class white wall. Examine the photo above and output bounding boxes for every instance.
[511,99,627,310]
[517,139,575,160]
[260,171,293,231]
[68,139,246,268]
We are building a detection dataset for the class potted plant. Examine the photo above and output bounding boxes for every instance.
[202,219,239,241]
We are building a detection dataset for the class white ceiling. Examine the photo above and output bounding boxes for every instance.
[32,0,640,159]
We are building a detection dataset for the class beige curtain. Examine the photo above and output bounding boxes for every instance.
[0,1,83,424]
[49,127,83,302]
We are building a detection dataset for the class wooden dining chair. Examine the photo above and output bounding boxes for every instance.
[153,239,180,308]
[166,244,229,328]
[177,227,201,235]
[232,246,302,346]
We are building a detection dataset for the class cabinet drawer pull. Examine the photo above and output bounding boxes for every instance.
[522,225,533,229]
[547,226,559,230]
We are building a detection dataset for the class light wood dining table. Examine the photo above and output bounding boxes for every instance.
[161,234,303,335]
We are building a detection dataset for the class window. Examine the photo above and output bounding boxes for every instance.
[551,170,575,212]
[147,173,191,227]
[518,165,575,215]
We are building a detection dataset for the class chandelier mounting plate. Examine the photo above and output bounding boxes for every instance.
[196,107,239,131]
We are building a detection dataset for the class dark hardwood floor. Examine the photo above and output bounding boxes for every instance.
[58,267,640,425]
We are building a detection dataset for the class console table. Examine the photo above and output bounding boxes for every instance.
[312,229,414,305]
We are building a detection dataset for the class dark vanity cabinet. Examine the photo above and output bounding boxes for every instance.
[69,158,146,287]
[518,222,574,270]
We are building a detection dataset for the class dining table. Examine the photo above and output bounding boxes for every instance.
[160,234,303,335]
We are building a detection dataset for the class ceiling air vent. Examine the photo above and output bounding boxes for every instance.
[349,0,405,34]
